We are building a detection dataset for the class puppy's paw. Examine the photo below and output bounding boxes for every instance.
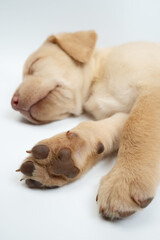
[17,124,104,189]
[97,167,155,220]
[16,131,86,188]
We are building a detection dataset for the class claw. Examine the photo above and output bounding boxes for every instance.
[20,178,25,181]
[99,206,104,214]
[26,150,32,153]
[96,194,98,202]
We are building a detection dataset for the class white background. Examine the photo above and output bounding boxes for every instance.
[1,0,160,239]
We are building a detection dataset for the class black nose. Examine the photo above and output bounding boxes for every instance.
[20,161,35,176]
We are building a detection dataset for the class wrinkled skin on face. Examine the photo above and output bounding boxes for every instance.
[11,31,97,124]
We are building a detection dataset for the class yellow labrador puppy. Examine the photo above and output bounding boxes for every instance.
[12,30,160,220]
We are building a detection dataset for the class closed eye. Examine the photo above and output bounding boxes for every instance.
[28,57,41,75]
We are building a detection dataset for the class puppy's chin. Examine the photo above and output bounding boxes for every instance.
[20,106,69,124]
[20,109,45,124]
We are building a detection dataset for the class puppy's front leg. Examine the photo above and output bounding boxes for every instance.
[98,88,160,220]
[17,113,128,188]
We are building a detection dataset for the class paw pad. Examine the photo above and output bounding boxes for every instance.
[50,148,80,178]
[32,145,50,159]
[20,161,35,176]
[26,179,43,188]
[97,142,104,154]
[132,196,153,208]
[118,210,135,218]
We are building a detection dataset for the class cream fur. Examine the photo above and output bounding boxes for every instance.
[12,30,160,220]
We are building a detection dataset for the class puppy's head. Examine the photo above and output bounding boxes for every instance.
[11,30,97,124]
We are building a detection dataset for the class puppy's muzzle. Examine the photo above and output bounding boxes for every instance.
[11,91,53,124]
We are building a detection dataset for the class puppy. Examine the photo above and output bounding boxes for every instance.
[11,30,160,220]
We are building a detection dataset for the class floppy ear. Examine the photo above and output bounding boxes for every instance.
[47,30,97,63]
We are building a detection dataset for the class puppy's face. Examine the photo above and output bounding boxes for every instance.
[11,31,97,124]
[12,43,81,124]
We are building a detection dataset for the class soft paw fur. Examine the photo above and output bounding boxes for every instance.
[97,166,155,220]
